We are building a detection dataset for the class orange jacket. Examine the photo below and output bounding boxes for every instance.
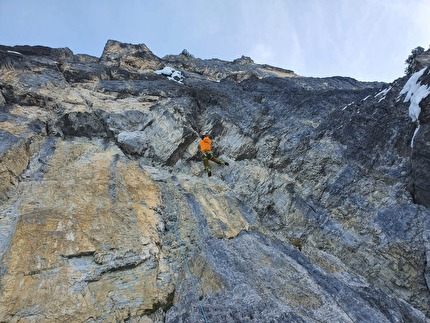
[199,136,212,152]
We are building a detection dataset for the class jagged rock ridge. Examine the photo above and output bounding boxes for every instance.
[0,40,429,322]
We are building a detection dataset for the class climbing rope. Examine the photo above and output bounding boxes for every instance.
[173,215,209,323]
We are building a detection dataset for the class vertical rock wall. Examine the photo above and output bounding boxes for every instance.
[0,41,429,322]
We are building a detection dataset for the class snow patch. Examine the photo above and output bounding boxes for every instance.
[375,86,391,98]
[375,86,392,103]
[342,102,355,111]
[362,95,371,101]
[411,124,420,148]
[7,50,23,56]
[155,66,184,84]
[399,67,430,122]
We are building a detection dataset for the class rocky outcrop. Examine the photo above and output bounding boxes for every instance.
[0,40,429,322]
[406,59,430,207]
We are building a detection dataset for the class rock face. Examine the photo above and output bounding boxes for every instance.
[407,52,430,207]
[0,40,429,322]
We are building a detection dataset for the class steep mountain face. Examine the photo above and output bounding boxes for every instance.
[408,48,430,208]
[0,40,429,322]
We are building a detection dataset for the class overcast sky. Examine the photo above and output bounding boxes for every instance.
[1,0,429,82]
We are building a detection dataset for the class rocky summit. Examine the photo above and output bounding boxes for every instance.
[0,39,430,322]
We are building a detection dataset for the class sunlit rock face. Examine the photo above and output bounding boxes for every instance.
[0,40,429,322]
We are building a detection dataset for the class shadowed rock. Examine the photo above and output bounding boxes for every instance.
[0,40,429,322]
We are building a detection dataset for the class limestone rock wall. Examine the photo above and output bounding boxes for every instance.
[0,41,429,322]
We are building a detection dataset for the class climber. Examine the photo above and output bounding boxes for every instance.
[199,133,229,177]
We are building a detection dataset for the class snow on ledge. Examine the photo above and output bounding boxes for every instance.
[7,50,23,56]
[375,86,392,102]
[399,67,430,122]
[155,67,184,84]
[341,101,355,111]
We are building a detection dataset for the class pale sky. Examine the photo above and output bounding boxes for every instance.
[1,0,429,82]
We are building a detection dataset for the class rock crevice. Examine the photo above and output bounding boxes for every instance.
[0,41,429,322]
